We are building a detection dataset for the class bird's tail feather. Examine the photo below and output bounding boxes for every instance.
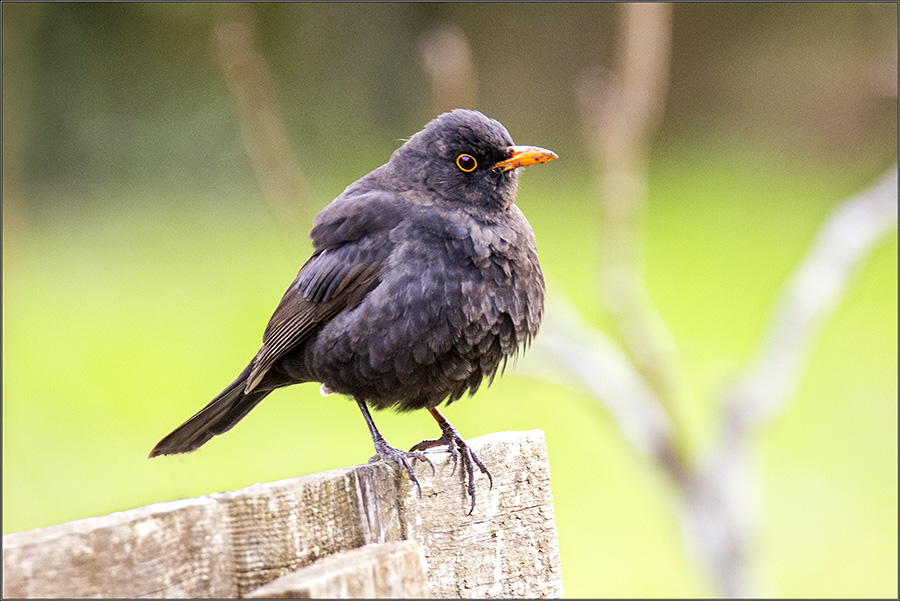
[149,363,270,458]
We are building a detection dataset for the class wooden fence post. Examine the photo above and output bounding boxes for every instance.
[3,430,564,598]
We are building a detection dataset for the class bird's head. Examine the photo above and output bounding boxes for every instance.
[387,109,557,211]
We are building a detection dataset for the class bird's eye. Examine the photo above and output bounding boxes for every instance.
[456,154,477,172]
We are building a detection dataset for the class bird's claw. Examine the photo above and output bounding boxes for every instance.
[410,425,492,515]
[370,438,434,496]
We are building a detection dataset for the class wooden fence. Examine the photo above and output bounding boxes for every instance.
[3,430,563,598]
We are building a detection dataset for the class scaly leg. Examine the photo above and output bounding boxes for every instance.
[357,400,433,495]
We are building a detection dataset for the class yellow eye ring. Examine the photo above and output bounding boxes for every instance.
[456,154,477,172]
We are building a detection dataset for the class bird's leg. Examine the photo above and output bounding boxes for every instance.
[410,407,493,514]
[357,400,433,495]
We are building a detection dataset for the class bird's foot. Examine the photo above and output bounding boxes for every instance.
[410,422,492,515]
[369,436,434,496]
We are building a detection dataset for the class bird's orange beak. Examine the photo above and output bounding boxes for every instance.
[492,145,559,172]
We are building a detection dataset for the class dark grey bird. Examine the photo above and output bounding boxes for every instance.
[149,109,557,512]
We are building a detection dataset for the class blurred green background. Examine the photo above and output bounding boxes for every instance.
[2,3,897,597]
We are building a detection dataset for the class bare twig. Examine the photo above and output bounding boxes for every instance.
[527,290,692,487]
[213,6,310,258]
[578,3,694,457]
[420,23,477,114]
[722,167,898,433]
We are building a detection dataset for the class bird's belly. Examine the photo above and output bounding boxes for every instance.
[305,254,539,411]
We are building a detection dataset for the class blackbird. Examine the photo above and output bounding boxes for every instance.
[149,109,557,513]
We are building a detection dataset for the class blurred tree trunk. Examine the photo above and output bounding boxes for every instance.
[2,3,46,217]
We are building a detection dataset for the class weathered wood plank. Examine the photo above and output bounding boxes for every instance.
[1,497,235,599]
[3,430,563,599]
[216,462,403,597]
[246,540,427,599]
[398,430,564,599]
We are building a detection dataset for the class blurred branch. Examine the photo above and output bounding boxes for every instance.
[578,3,694,457]
[543,1,897,597]
[868,50,898,99]
[419,23,477,114]
[720,166,898,434]
[685,165,899,598]
[528,291,691,487]
[213,6,310,258]
[535,161,898,597]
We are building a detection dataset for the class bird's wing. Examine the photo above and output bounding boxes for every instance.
[245,192,404,392]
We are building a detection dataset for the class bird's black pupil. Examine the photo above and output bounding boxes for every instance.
[458,155,475,171]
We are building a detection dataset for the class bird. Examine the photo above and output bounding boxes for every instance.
[149,109,557,513]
